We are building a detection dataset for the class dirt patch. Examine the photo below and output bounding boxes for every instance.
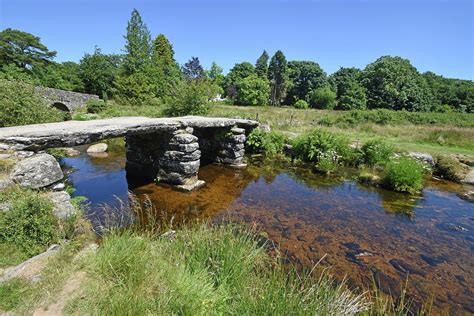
[33,271,86,316]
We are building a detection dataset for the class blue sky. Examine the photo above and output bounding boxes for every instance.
[1,0,473,79]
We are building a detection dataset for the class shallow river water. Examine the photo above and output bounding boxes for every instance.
[62,143,473,314]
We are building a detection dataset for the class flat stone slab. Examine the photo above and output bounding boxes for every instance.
[0,116,258,151]
[176,180,206,192]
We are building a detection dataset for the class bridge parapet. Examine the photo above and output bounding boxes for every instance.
[35,86,100,112]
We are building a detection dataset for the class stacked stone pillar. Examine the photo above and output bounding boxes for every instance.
[215,126,247,168]
[157,128,205,191]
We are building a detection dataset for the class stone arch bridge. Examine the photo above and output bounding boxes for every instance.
[0,117,259,191]
[35,86,100,112]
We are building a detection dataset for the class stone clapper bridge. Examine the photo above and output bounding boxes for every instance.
[0,117,259,191]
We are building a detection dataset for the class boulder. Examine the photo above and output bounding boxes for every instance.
[87,143,108,153]
[458,191,474,203]
[0,178,14,190]
[48,191,76,219]
[11,154,63,189]
[462,169,474,185]
[409,152,435,167]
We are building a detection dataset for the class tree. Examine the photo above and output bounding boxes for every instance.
[255,50,269,78]
[122,9,152,75]
[224,62,255,98]
[330,67,366,110]
[151,34,181,97]
[361,56,434,111]
[0,28,56,69]
[311,87,336,109]
[182,57,205,80]
[268,50,288,106]
[285,61,327,104]
[235,74,270,106]
[80,47,121,99]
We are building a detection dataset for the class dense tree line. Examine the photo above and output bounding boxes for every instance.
[1,9,473,113]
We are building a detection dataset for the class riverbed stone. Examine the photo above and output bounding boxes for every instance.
[11,154,63,189]
[409,152,435,167]
[48,191,76,219]
[87,143,108,153]
[458,191,474,203]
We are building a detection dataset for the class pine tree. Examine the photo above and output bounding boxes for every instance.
[182,57,204,80]
[268,50,288,106]
[123,9,152,75]
[152,34,181,97]
[255,50,269,78]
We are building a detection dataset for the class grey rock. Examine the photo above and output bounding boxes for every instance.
[0,202,11,212]
[409,152,435,167]
[220,142,244,151]
[161,160,200,175]
[462,169,474,185]
[0,143,10,151]
[57,147,81,157]
[87,143,108,153]
[164,150,201,162]
[52,182,66,191]
[11,154,63,189]
[228,134,246,144]
[259,124,271,132]
[458,191,474,203]
[48,191,76,219]
[169,142,200,153]
[0,178,14,190]
[14,151,35,159]
[230,127,246,134]
[219,149,245,159]
[0,116,258,151]
[170,133,198,145]
[0,153,12,159]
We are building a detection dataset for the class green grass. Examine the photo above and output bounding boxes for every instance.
[68,223,368,314]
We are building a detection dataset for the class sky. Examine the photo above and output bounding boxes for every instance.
[0,0,473,80]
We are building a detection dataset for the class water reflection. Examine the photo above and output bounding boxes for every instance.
[62,145,474,314]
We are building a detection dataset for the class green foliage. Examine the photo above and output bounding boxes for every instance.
[293,129,351,164]
[86,99,107,114]
[0,188,58,257]
[208,61,224,88]
[0,79,65,127]
[0,28,56,69]
[80,47,121,99]
[182,56,205,81]
[330,67,367,110]
[164,80,218,116]
[235,74,269,106]
[294,99,309,109]
[286,60,327,104]
[268,50,289,106]
[434,155,468,182]
[246,128,285,156]
[0,279,29,310]
[122,9,152,75]
[113,71,157,107]
[315,155,338,174]
[361,56,434,111]
[311,86,337,109]
[151,34,181,97]
[255,50,269,78]
[382,157,424,194]
[360,139,393,167]
[224,62,255,98]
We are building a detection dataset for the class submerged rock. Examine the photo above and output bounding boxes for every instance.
[11,154,63,189]
[87,143,108,153]
[389,259,427,276]
[457,191,474,203]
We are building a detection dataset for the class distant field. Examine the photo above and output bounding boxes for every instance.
[73,102,474,156]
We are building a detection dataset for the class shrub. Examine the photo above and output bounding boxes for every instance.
[315,155,338,174]
[86,99,107,113]
[382,157,424,194]
[293,129,351,164]
[294,99,309,109]
[310,87,336,109]
[360,139,393,167]
[164,80,219,116]
[0,188,58,256]
[434,155,469,182]
[246,128,285,156]
[0,79,65,127]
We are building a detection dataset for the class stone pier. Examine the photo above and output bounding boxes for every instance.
[0,116,258,191]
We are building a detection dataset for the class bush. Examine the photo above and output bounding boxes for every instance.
[310,87,336,109]
[293,129,351,164]
[360,139,393,167]
[246,128,285,156]
[382,157,424,194]
[434,155,469,182]
[164,80,219,116]
[86,99,107,113]
[235,74,269,106]
[293,99,309,109]
[0,188,58,256]
[0,79,65,127]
